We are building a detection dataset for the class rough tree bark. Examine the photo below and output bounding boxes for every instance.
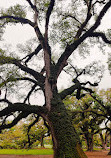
[46,94,87,158]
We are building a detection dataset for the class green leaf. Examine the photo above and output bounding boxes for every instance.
[0,4,26,24]
[1,4,26,18]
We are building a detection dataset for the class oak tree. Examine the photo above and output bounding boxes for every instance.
[0,0,111,157]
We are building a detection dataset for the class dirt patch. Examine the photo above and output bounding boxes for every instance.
[85,150,111,158]
[0,151,111,158]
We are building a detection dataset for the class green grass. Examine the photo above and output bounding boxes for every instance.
[0,149,53,155]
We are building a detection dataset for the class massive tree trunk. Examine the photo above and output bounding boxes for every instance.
[45,95,87,158]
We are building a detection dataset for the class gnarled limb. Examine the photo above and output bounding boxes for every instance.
[23,44,42,65]
[59,84,79,100]
[0,112,29,132]
[0,99,48,117]
[0,55,45,86]
[0,15,34,27]
[92,0,106,7]
[89,32,111,44]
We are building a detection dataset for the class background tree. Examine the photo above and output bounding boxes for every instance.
[82,89,111,153]
[23,115,48,148]
[0,0,111,158]
[99,129,109,150]
[0,116,48,149]
[64,94,105,151]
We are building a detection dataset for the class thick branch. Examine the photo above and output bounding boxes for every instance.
[0,112,29,132]
[0,15,34,26]
[34,26,46,49]
[59,84,79,100]
[89,32,111,44]
[14,61,45,85]
[26,0,38,12]
[0,56,45,87]
[0,100,48,117]
[60,80,94,100]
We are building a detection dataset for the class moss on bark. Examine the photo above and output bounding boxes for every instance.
[48,99,87,158]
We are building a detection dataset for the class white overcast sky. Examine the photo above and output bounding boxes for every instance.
[0,0,111,91]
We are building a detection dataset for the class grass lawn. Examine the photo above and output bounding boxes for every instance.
[0,149,53,155]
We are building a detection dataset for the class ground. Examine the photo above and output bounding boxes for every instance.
[85,151,111,158]
[0,151,111,158]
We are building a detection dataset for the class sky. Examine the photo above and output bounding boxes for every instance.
[0,0,111,94]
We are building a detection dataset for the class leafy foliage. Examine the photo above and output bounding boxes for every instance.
[0,4,26,24]
[0,118,49,149]
[64,92,107,150]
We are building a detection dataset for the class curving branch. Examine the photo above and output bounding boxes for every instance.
[92,0,106,7]
[1,113,14,126]
[89,32,111,44]
[0,99,48,117]
[0,112,29,132]
[0,56,45,87]
[81,81,98,87]
[0,15,34,27]
[24,84,38,104]
[59,79,95,100]
[22,44,42,65]
[0,77,38,87]
[14,61,45,85]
